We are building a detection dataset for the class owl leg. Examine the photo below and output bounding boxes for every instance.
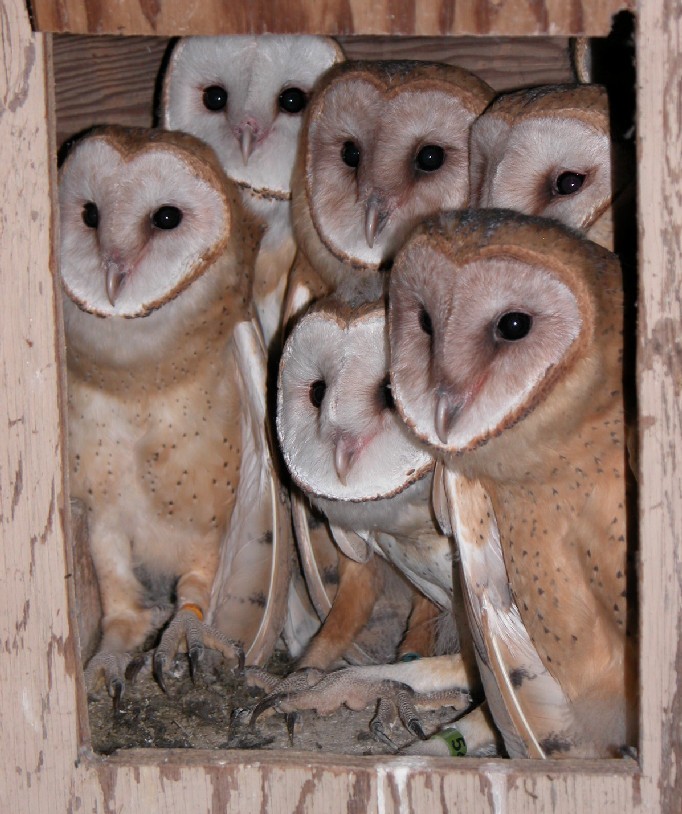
[152,569,244,691]
[397,593,442,660]
[84,527,162,707]
[297,555,384,669]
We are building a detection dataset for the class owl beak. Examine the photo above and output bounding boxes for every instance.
[434,393,460,445]
[334,436,356,486]
[239,125,255,165]
[365,200,380,249]
[106,261,128,306]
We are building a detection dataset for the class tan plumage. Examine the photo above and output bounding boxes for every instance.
[60,126,290,697]
[290,60,493,307]
[161,35,344,347]
[389,208,634,758]
[469,84,635,254]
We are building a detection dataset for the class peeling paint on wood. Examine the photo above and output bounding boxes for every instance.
[29,0,633,36]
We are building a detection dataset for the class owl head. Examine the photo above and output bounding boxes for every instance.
[389,209,623,459]
[469,84,633,251]
[292,60,493,299]
[277,299,433,504]
[59,125,256,367]
[161,36,344,216]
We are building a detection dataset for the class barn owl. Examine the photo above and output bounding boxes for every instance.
[289,60,493,307]
[160,35,344,346]
[279,300,446,672]
[388,208,635,758]
[469,83,635,255]
[248,300,489,749]
[60,125,291,702]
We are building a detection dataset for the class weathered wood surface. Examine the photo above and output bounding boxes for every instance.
[52,33,575,149]
[636,0,682,812]
[30,0,633,37]
[1,0,681,809]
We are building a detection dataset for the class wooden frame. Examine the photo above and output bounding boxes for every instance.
[2,0,679,809]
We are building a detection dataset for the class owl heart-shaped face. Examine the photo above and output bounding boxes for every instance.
[59,134,230,318]
[304,65,491,270]
[277,304,433,501]
[162,35,343,198]
[469,85,613,237]
[389,222,594,454]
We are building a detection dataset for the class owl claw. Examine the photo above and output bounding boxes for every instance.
[250,693,285,728]
[152,652,169,694]
[84,649,136,703]
[188,644,203,681]
[285,712,298,745]
[152,608,244,691]
[370,719,399,752]
[111,677,125,713]
[407,717,427,741]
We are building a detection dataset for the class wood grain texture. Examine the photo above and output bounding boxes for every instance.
[31,0,633,37]
[52,33,574,150]
[2,0,680,809]
[636,0,682,812]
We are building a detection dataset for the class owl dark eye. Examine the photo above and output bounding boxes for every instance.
[555,171,586,196]
[152,206,183,230]
[418,306,433,337]
[279,87,307,114]
[202,85,228,112]
[377,376,395,412]
[496,311,532,341]
[415,144,445,172]
[341,141,360,169]
[309,379,326,408]
[82,201,99,229]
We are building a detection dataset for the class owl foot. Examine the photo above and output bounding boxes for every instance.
[153,609,244,692]
[249,659,471,745]
[84,650,142,712]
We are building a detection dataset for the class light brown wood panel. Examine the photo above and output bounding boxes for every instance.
[52,33,574,150]
[636,0,682,811]
[31,0,633,37]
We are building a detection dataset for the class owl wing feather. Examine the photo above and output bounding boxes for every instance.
[431,460,453,536]
[208,318,292,665]
[292,491,334,620]
[443,467,579,758]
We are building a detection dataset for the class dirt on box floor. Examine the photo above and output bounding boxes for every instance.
[87,650,468,756]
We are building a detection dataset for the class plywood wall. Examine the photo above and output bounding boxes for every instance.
[31,0,633,37]
[52,34,575,149]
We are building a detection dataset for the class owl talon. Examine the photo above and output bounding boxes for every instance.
[153,609,244,690]
[189,645,203,681]
[84,649,136,702]
[250,693,285,728]
[124,654,148,684]
[370,720,399,752]
[111,677,125,713]
[152,652,168,694]
[407,717,427,741]
[285,712,298,745]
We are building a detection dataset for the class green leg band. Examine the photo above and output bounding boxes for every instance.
[433,727,467,756]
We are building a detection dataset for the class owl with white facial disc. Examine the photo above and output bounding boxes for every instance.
[469,84,635,253]
[389,208,635,758]
[290,60,493,304]
[161,35,344,345]
[61,125,291,700]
